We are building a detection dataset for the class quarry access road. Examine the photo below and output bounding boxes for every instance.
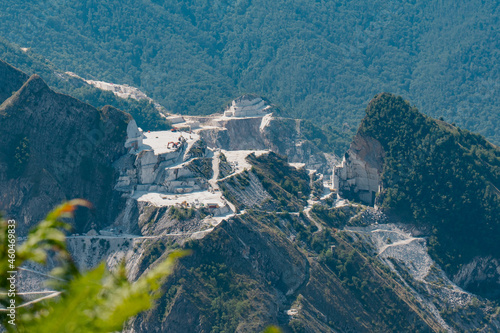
[304,199,323,233]
[335,234,446,333]
[378,237,420,255]
[209,150,220,190]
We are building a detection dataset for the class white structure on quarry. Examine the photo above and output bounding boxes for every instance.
[88,81,149,101]
[125,120,144,151]
[332,152,380,205]
[224,95,271,117]
[165,116,200,131]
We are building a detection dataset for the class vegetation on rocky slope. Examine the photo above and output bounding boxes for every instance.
[360,93,500,278]
[219,152,310,212]
[129,151,494,332]
[0,66,130,234]
[134,207,443,332]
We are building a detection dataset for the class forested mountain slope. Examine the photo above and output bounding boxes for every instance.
[0,0,498,147]
[356,93,500,298]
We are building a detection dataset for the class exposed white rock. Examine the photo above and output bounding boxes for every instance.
[224,95,271,118]
[133,191,226,209]
[125,120,144,151]
[166,115,185,124]
[289,162,306,170]
[64,72,166,113]
[220,150,268,176]
[332,154,380,204]
[260,113,273,133]
[346,222,475,331]
[332,135,384,205]
[140,129,198,155]
[184,120,200,129]
[86,229,98,236]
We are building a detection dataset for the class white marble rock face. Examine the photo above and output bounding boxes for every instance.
[332,150,380,205]
[125,120,144,150]
[224,95,270,117]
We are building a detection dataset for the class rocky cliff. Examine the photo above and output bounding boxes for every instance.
[0,60,28,102]
[343,93,500,301]
[0,64,131,234]
[332,134,384,205]
[191,113,331,174]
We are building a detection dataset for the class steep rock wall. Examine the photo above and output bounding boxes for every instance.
[453,256,500,300]
[0,74,131,234]
[333,134,385,205]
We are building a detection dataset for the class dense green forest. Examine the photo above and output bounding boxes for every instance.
[0,0,498,147]
[360,93,500,278]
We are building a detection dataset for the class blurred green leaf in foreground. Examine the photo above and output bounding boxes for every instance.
[0,199,188,332]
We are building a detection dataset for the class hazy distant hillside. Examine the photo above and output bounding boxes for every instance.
[0,1,498,145]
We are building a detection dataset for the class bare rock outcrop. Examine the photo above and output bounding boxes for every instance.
[196,104,331,174]
[332,134,385,205]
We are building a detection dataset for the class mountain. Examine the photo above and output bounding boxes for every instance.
[3,61,500,332]
[0,60,131,234]
[0,0,498,151]
[335,92,500,299]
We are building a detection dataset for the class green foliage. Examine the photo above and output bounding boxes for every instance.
[186,157,213,179]
[219,153,311,212]
[300,120,353,156]
[0,38,169,132]
[249,152,310,211]
[310,205,361,229]
[258,206,436,331]
[168,206,196,221]
[67,85,171,131]
[287,320,306,333]
[1,1,498,148]
[217,152,234,179]
[186,140,207,158]
[262,326,283,333]
[219,152,227,163]
[0,200,187,332]
[313,236,431,331]
[360,93,500,274]
[190,263,254,333]
[140,240,168,273]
